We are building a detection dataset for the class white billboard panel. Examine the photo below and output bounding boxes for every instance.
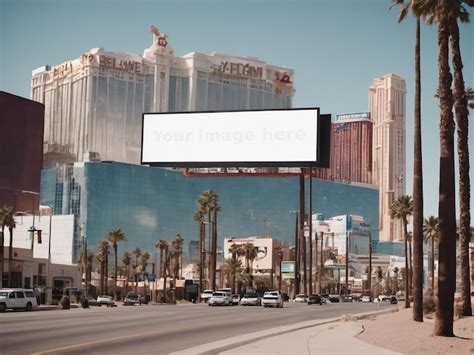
[141,108,319,166]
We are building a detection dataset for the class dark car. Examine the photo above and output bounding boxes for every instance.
[390,296,398,304]
[307,294,324,305]
[124,293,142,305]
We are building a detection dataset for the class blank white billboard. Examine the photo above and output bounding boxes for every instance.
[141,108,319,166]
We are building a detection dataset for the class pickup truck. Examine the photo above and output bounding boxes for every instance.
[261,291,283,308]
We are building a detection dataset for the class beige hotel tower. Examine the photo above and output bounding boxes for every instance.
[369,74,407,243]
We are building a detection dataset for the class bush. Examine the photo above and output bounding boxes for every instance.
[454,297,464,319]
[423,293,436,315]
[60,295,71,309]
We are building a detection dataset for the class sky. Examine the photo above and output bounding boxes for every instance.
[1,0,473,221]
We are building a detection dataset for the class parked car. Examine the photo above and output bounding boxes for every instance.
[328,295,341,303]
[262,291,283,308]
[390,296,398,304]
[378,295,391,302]
[0,288,38,312]
[294,294,307,303]
[231,294,240,306]
[361,296,372,303]
[240,292,261,306]
[97,295,115,307]
[307,294,324,305]
[200,289,214,303]
[208,292,232,306]
[124,293,142,305]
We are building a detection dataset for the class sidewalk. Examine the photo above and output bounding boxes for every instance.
[221,321,399,355]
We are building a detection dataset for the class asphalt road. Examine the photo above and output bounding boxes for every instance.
[0,301,395,354]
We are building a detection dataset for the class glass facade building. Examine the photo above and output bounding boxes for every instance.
[31,27,294,166]
[40,161,379,260]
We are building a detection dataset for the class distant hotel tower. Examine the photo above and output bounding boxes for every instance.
[31,26,294,166]
[313,112,373,185]
[369,74,406,243]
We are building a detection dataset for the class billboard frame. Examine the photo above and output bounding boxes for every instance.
[141,107,328,168]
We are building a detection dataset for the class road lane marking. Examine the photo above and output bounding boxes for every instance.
[28,318,242,355]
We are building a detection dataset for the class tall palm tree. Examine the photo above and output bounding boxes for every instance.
[171,234,184,283]
[132,247,142,293]
[242,242,257,288]
[392,0,425,322]
[423,216,439,292]
[141,252,150,300]
[158,242,169,302]
[122,251,131,294]
[197,190,220,290]
[275,246,284,292]
[390,195,413,309]
[228,243,243,293]
[448,3,472,318]
[193,210,205,298]
[157,240,168,278]
[0,205,13,288]
[4,209,16,288]
[77,249,94,293]
[412,0,462,336]
[96,240,109,294]
[107,229,127,300]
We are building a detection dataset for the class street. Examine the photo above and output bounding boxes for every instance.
[0,302,395,354]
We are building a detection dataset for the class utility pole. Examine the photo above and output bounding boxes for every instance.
[318,232,324,294]
[308,168,313,295]
[368,230,372,300]
[345,230,349,298]
[294,214,299,297]
[299,174,306,296]
[199,221,205,300]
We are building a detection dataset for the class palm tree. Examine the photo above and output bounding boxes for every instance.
[448,3,472,318]
[275,246,284,293]
[423,216,439,292]
[77,249,94,293]
[96,240,110,294]
[4,209,16,288]
[157,240,168,278]
[390,195,413,309]
[0,205,13,288]
[393,267,400,293]
[197,190,220,290]
[171,234,184,283]
[132,247,142,293]
[122,251,131,294]
[107,229,127,300]
[140,252,150,301]
[228,243,243,293]
[392,0,425,322]
[411,0,464,336]
[193,210,205,298]
[242,242,257,288]
[158,242,169,302]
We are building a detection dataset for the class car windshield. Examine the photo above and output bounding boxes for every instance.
[0,292,7,297]
[127,294,139,299]
[265,292,278,296]
[204,290,213,294]
[244,293,258,298]
[212,292,224,296]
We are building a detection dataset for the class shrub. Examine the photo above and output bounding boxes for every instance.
[454,297,464,319]
[60,295,71,309]
[423,293,436,315]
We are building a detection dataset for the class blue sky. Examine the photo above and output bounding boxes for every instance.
[1,0,473,220]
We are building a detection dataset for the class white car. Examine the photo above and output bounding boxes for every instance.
[361,296,372,303]
[201,289,214,303]
[294,294,307,303]
[240,292,261,306]
[262,291,283,308]
[208,292,232,306]
[0,288,38,312]
[97,295,114,307]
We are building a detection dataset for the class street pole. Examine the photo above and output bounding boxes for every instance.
[299,174,306,296]
[308,167,313,295]
[318,232,323,294]
[368,230,372,300]
[345,231,349,298]
[46,206,53,304]
[294,214,299,297]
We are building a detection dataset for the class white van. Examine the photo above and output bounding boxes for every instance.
[0,289,38,312]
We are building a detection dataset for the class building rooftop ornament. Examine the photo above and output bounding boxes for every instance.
[143,25,174,59]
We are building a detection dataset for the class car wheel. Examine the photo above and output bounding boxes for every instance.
[0,303,6,312]
[25,302,33,311]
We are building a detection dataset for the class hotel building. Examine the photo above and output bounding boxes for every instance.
[369,74,406,243]
[31,26,294,166]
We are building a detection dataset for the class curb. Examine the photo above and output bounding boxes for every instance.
[171,306,396,355]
